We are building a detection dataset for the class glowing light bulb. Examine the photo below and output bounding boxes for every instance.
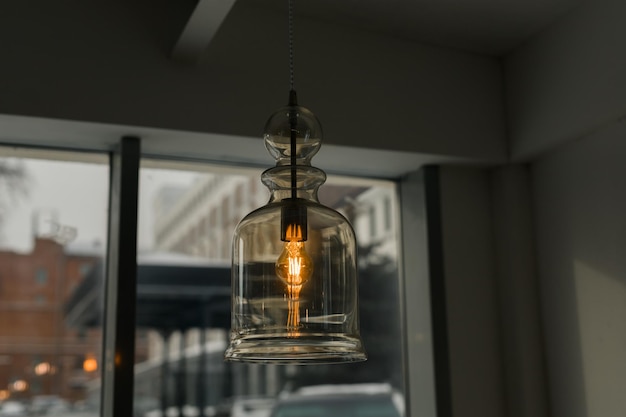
[276,224,313,332]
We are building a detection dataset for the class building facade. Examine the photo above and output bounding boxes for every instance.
[153,174,267,260]
[0,237,102,405]
[152,173,398,264]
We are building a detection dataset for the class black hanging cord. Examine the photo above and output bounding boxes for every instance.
[289,101,297,199]
[288,0,295,93]
[288,0,297,201]
[280,0,307,242]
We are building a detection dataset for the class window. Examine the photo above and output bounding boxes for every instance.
[0,147,108,413]
[35,268,48,285]
[369,204,377,239]
[384,196,392,231]
[79,263,92,277]
[235,183,243,207]
[134,160,406,417]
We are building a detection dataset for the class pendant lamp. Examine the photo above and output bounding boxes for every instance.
[224,0,366,364]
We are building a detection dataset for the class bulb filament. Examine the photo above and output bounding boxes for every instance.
[276,224,313,335]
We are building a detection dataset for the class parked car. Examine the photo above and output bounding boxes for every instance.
[269,383,404,417]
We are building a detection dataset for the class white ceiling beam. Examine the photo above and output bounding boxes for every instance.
[171,0,237,64]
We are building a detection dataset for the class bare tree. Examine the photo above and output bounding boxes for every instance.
[0,159,30,238]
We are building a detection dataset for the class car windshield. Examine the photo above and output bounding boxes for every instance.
[271,396,401,417]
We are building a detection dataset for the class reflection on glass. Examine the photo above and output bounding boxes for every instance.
[135,160,404,416]
[0,149,108,416]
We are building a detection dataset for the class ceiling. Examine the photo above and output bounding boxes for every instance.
[257,0,583,55]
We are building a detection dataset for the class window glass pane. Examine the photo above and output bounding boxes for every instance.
[384,196,393,231]
[0,147,108,416]
[35,268,48,285]
[135,159,404,417]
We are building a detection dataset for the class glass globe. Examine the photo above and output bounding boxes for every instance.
[224,103,367,364]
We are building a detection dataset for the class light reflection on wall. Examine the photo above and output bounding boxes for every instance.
[574,260,626,417]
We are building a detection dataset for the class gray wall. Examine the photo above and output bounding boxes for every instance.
[531,124,626,417]
[436,165,548,417]
[433,120,626,417]
[0,0,506,167]
[435,127,626,417]
[502,1,626,415]
[506,0,626,159]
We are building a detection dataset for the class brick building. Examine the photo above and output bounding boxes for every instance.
[0,237,102,404]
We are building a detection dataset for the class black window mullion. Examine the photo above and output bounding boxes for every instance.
[101,136,141,417]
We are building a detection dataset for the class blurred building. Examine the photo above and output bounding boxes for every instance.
[153,174,267,259]
[0,237,102,403]
[350,186,399,262]
[152,173,398,263]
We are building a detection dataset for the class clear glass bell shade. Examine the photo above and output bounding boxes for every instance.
[224,104,366,364]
